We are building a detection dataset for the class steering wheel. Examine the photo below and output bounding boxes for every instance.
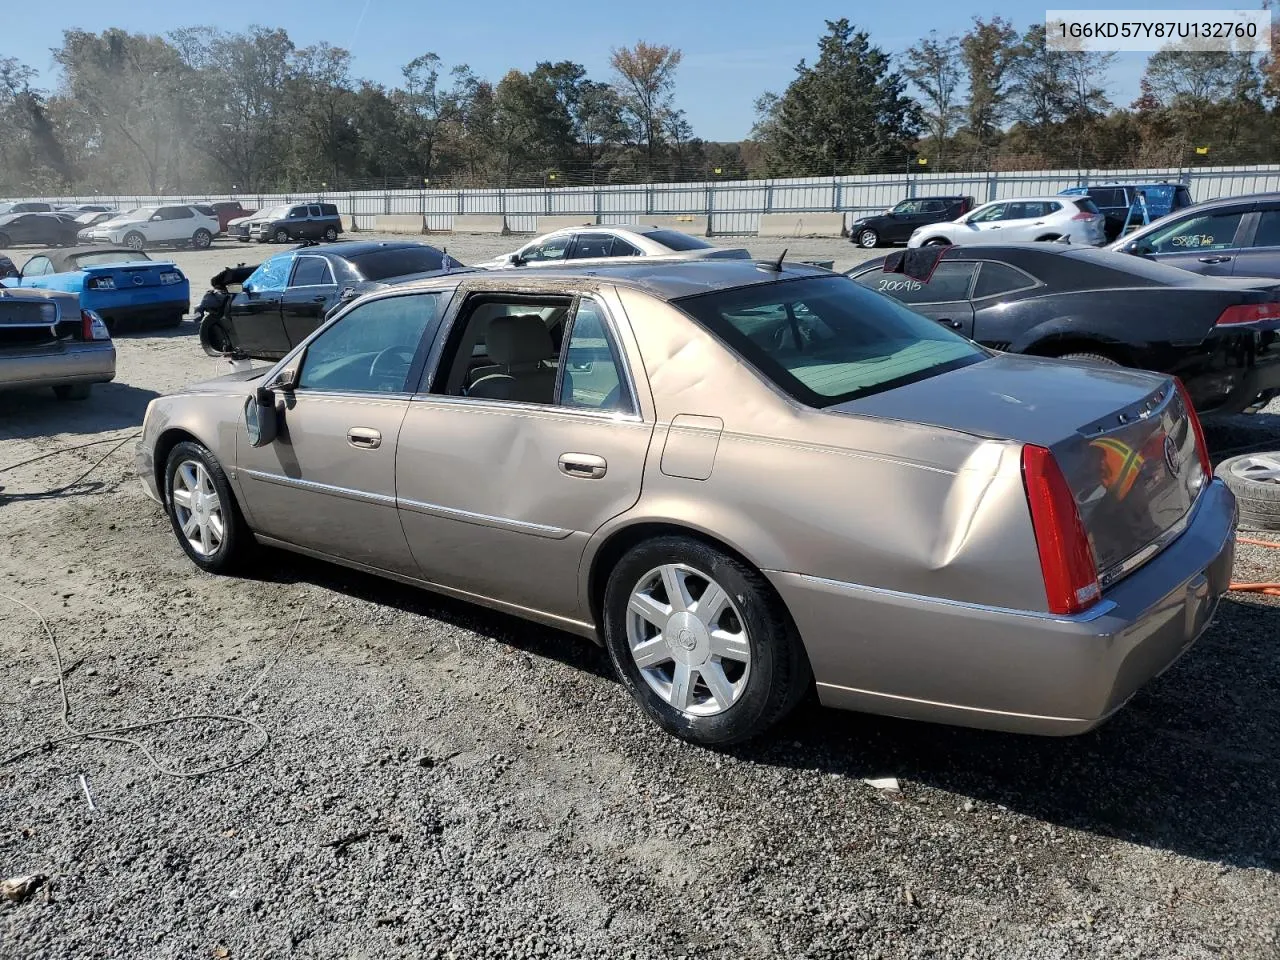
[368,346,416,385]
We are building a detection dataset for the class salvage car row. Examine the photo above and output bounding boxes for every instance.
[2,212,1278,745]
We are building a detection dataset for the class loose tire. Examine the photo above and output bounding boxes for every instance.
[191,228,212,249]
[53,383,91,401]
[124,231,146,251]
[856,228,879,249]
[601,535,811,746]
[1058,351,1120,366]
[274,228,290,244]
[164,441,254,574]
[323,226,338,242]
[199,312,234,356]
[1216,453,1280,532]
[924,237,950,246]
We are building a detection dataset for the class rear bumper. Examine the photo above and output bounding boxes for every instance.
[96,299,189,328]
[0,341,116,391]
[769,479,1237,735]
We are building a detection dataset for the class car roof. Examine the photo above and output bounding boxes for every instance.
[37,247,151,271]
[978,196,1074,204]
[397,258,832,301]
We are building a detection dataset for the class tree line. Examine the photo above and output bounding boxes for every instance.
[1,16,1279,197]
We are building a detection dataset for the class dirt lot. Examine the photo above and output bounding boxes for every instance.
[1,234,1279,959]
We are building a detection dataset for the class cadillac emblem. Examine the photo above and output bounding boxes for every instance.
[1163,435,1181,476]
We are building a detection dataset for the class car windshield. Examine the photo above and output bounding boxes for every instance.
[127,207,158,220]
[643,229,713,251]
[72,251,151,268]
[675,275,986,407]
[349,246,457,281]
[261,205,290,219]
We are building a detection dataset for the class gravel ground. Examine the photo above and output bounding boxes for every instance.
[1,234,1279,959]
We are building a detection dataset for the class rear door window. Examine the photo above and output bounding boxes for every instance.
[972,261,1038,299]
[289,256,334,287]
[1249,210,1280,248]
[569,233,617,259]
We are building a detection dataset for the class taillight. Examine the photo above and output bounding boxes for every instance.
[1071,212,1098,221]
[1215,302,1280,326]
[1173,378,1213,481]
[159,270,183,285]
[1022,445,1101,615]
[81,309,110,341]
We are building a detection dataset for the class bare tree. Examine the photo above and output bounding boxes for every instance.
[902,32,964,167]
[609,41,682,177]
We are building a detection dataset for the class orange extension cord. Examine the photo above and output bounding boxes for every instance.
[1231,536,1280,596]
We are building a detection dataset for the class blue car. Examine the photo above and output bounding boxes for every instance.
[0,245,190,330]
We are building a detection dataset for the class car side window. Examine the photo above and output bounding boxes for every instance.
[920,200,946,214]
[289,256,334,287]
[853,262,977,304]
[297,293,444,394]
[569,234,616,259]
[972,262,1037,299]
[1143,211,1246,253]
[969,204,1005,223]
[558,299,633,413]
[244,255,293,294]
[892,200,923,215]
[289,207,307,219]
[23,256,53,277]
[435,296,570,402]
[308,205,322,217]
[521,235,572,263]
[1250,210,1280,248]
[160,207,193,220]
[611,237,641,256]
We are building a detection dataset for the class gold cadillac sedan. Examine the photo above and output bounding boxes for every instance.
[136,260,1236,745]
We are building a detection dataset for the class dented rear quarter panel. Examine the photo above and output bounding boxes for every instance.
[589,286,1048,616]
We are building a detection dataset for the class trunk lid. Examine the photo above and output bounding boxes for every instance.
[0,292,82,350]
[835,353,1207,584]
[83,261,173,290]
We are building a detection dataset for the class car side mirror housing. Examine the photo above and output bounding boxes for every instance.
[244,387,279,447]
[509,253,526,266]
[268,364,300,392]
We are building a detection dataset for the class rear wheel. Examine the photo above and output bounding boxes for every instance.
[856,228,880,249]
[1216,453,1280,532]
[274,228,290,244]
[601,535,811,746]
[124,231,146,251]
[164,441,254,574]
[924,237,950,246]
[191,228,212,249]
[199,313,234,356]
[1058,351,1120,366]
[323,226,338,242]
[53,383,91,401]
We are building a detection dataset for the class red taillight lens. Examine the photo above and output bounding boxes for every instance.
[1173,377,1212,480]
[1071,212,1097,221]
[1022,445,1101,615]
[1215,302,1280,326]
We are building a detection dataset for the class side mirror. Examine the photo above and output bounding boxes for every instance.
[339,285,359,301]
[244,387,279,447]
[150,215,163,222]
[509,253,526,266]
[268,364,300,392]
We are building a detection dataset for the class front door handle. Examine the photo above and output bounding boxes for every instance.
[1199,256,1232,264]
[347,427,382,449]
[935,318,962,329]
[558,453,607,479]
[311,295,327,303]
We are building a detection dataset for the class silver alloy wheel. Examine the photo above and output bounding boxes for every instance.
[857,229,878,248]
[171,459,225,557]
[1229,454,1280,484]
[626,563,752,717]
[125,232,145,250]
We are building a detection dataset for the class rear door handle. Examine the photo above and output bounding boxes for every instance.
[347,427,382,449]
[935,318,962,329]
[311,295,327,302]
[1199,256,1232,264]
[558,453,607,479]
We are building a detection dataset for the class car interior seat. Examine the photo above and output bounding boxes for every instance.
[466,314,558,403]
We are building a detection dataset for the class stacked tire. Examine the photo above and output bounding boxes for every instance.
[1215,453,1280,532]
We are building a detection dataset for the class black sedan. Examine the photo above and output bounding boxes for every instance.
[847,243,1280,415]
[0,212,81,248]
[200,240,467,360]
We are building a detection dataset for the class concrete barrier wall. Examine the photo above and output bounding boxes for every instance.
[452,215,507,234]
[340,214,358,232]
[535,216,595,233]
[375,214,424,234]
[757,213,846,238]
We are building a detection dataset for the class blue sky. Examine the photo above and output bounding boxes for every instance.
[1,0,1264,141]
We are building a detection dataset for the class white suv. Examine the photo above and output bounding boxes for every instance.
[78,205,220,251]
[907,197,1106,248]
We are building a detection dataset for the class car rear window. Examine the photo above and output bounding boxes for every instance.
[675,275,985,407]
[1073,198,1101,214]
[643,229,713,251]
[349,247,457,281]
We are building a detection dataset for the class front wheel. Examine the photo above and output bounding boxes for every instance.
[602,535,811,746]
[199,312,235,356]
[1058,351,1120,366]
[191,228,212,249]
[124,231,146,251]
[164,441,254,574]
[274,228,290,244]
[323,226,338,242]
[53,383,91,401]
[856,228,879,249]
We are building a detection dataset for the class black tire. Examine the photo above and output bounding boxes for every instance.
[124,231,146,251]
[274,228,290,244]
[0,233,10,247]
[163,440,254,574]
[856,228,879,249]
[199,312,235,356]
[601,535,812,746]
[192,228,212,249]
[53,383,91,401]
[323,226,338,242]
[1058,351,1120,366]
[923,237,950,246]
[1034,234,1061,242]
[1215,453,1280,532]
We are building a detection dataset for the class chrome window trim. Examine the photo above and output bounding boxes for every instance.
[408,392,644,425]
